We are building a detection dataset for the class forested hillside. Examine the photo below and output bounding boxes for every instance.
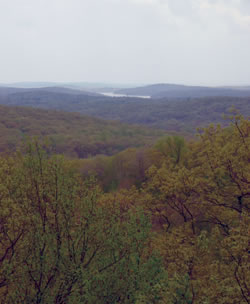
[0,114,249,303]
[1,0,249,301]
[116,83,250,98]
[0,86,249,133]
[0,105,164,157]
[0,86,100,97]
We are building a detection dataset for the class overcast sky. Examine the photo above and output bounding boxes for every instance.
[0,0,250,86]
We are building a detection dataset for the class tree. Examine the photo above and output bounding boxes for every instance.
[0,141,165,303]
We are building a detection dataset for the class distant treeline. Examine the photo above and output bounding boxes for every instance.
[0,87,249,133]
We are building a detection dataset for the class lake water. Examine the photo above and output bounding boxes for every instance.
[100,92,151,99]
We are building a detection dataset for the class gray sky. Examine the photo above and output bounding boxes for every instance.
[0,0,250,86]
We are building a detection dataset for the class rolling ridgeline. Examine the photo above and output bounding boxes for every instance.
[0,84,250,135]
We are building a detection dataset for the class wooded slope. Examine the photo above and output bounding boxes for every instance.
[0,105,164,157]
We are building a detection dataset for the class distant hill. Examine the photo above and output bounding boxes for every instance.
[35,86,100,96]
[0,86,31,96]
[0,87,249,134]
[0,104,164,158]
[220,85,250,91]
[116,83,250,98]
[0,86,100,97]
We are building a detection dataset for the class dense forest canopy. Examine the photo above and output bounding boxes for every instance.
[0,114,249,303]
[0,104,165,158]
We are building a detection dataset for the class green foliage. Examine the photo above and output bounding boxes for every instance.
[0,141,165,303]
[142,115,250,303]
[154,135,187,165]
[0,105,165,158]
[1,114,250,303]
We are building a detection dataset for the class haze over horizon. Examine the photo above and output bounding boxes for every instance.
[1,0,250,86]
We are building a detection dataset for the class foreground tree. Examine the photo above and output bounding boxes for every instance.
[0,141,165,303]
[143,115,250,303]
